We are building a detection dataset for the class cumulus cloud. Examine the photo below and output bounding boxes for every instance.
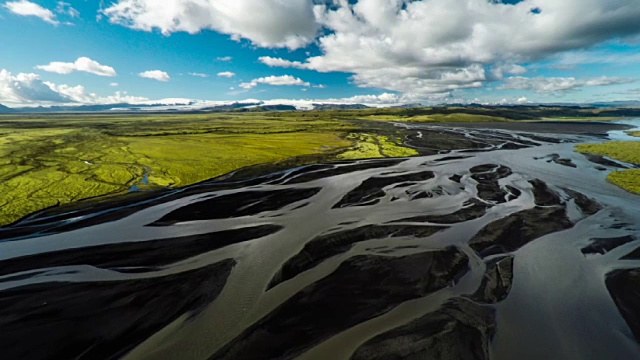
[44,82,148,104]
[0,69,69,104]
[138,70,170,82]
[251,0,640,99]
[0,69,147,106]
[499,76,635,93]
[219,93,403,110]
[15,0,640,102]
[491,63,527,79]
[102,0,319,49]
[334,93,401,105]
[257,93,403,109]
[3,0,58,24]
[239,75,311,90]
[96,0,640,99]
[217,71,236,78]
[259,56,306,69]
[36,57,117,77]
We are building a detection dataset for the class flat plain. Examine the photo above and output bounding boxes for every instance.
[0,113,360,225]
[1,107,639,226]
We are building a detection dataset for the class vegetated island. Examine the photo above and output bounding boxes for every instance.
[576,140,640,194]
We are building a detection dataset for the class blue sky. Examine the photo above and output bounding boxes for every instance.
[2,0,640,107]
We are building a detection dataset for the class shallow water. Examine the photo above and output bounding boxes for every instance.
[1,123,639,360]
[129,166,152,192]
[608,118,640,141]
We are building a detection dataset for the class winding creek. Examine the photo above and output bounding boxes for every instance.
[1,121,640,360]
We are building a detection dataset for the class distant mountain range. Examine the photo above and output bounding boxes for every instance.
[198,102,263,112]
[0,100,372,113]
[248,105,298,112]
[0,102,195,113]
[311,103,371,110]
[1,99,639,114]
[0,103,16,113]
[587,101,640,108]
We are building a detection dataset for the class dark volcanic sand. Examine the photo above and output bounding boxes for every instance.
[1,120,640,360]
[429,120,630,136]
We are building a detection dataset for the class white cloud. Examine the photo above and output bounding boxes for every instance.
[3,0,58,25]
[96,0,640,100]
[1,69,401,109]
[45,82,149,104]
[250,93,402,109]
[56,1,79,18]
[0,69,148,106]
[138,70,170,82]
[0,69,69,105]
[217,71,236,78]
[332,93,401,105]
[217,56,233,62]
[36,57,117,77]
[103,0,319,49]
[259,56,306,69]
[239,75,310,90]
[250,0,640,100]
[178,94,404,111]
[492,64,527,79]
[499,76,635,93]
[189,72,209,78]
[94,0,640,100]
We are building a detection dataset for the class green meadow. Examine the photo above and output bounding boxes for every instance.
[1,108,638,226]
[575,142,640,195]
[0,112,420,225]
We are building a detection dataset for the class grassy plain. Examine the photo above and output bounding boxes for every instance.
[338,133,418,159]
[2,108,638,225]
[575,142,640,194]
[0,113,421,225]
